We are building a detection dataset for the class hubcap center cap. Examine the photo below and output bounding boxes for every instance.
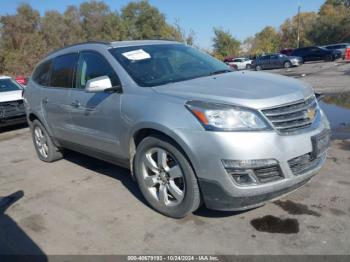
[159,172,168,183]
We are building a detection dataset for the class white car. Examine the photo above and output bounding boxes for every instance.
[229,57,253,70]
[0,76,26,127]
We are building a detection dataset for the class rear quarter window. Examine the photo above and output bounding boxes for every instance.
[32,60,52,86]
[50,53,78,88]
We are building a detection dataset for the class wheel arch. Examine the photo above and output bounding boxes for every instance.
[128,124,199,180]
[27,112,57,145]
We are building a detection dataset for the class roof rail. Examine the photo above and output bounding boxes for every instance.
[47,41,112,56]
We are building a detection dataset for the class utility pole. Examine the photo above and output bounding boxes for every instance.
[297,4,301,48]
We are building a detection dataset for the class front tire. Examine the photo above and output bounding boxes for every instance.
[284,61,292,68]
[255,65,262,71]
[134,135,201,218]
[31,120,63,162]
[246,64,252,70]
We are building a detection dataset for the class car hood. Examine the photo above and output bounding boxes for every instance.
[152,71,314,109]
[0,90,23,103]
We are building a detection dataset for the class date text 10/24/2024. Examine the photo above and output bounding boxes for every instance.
[127,256,220,261]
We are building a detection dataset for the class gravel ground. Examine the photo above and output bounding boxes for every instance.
[265,60,350,93]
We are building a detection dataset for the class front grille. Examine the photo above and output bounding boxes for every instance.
[0,100,25,119]
[288,153,325,176]
[254,165,283,183]
[262,96,318,134]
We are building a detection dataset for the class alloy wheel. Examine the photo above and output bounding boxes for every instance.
[34,126,49,158]
[141,147,185,207]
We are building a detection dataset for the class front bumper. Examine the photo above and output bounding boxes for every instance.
[175,110,330,211]
[291,60,302,66]
[0,115,27,127]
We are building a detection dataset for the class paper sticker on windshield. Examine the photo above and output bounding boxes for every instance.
[122,49,151,61]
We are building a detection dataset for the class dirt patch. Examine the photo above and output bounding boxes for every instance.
[330,196,340,203]
[311,204,326,210]
[307,225,320,230]
[0,132,25,142]
[177,215,206,226]
[338,140,350,151]
[144,232,155,241]
[250,215,299,234]
[329,208,347,216]
[327,156,338,163]
[11,158,27,164]
[274,200,321,217]
[20,214,46,233]
[337,181,350,186]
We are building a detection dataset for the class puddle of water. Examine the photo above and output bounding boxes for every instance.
[319,92,350,140]
[250,215,299,234]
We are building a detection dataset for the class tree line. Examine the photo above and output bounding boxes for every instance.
[0,0,194,76]
[0,0,349,76]
[212,0,350,59]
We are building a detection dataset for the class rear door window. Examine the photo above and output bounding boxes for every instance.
[50,53,78,88]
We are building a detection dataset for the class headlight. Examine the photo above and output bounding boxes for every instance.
[186,101,270,131]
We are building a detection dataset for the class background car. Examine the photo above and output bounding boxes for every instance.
[228,57,253,70]
[291,46,342,62]
[223,56,235,64]
[323,43,350,60]
[280,48,294,56]
[252,53,303,71]
[0,76,26,127]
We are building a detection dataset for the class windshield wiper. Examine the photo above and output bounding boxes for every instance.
[209,69,232,76]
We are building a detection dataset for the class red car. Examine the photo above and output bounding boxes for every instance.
[223,56,235,63]
[15,76,28,86]
[280,48,294,56]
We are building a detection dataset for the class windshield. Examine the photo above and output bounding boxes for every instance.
[109,44,231,87]
[0,78,22,92]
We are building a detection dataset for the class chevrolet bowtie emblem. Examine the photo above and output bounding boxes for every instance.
[307,108,316,120]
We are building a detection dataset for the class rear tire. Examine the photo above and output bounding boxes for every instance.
[246,64,252,70]
[325,55,333,62]
[31,120,63,162]
[255,65,262,71]
[134,135,201,218]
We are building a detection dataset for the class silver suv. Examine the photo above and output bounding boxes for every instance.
[24,40,331,218]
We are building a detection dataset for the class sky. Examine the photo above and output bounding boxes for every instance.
[0,0,325,48]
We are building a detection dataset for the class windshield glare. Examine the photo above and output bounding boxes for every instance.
[0,78,22,92]
[109,44,231,87]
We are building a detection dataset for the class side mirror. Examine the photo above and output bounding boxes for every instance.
[85,76,117,93]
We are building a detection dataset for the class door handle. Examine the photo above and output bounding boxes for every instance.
[71,100,81,108]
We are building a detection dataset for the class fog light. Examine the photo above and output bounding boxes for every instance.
[222,159,280,186]
[226,169,257,186]
[222,159,278,169]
